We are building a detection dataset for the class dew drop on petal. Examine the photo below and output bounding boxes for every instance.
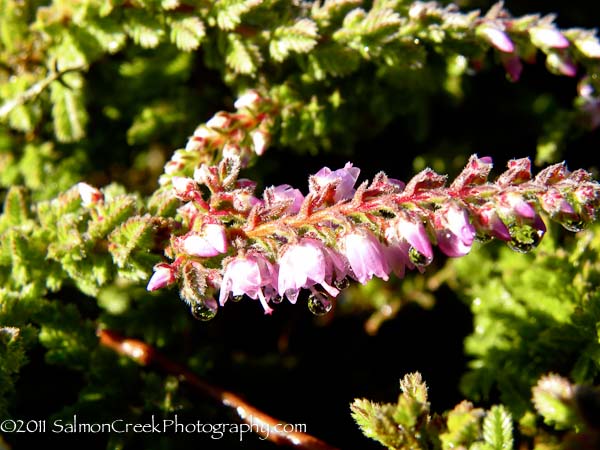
[191,301,218,321]
[408,246,432,267]
[307,289,333,316]
[334,278,350,290]
[557,214,587,232]
[271,295,283,305]
[506,224,545,253]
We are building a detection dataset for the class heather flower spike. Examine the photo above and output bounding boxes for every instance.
[152,154,600,318]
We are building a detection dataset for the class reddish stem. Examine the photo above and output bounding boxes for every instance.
[97,328,339,450]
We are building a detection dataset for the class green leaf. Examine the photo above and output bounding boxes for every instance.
[308,44,361,79]
[532,374,580,430]
[125,9,165,49]
[226,34,263,75]
[440,401,484,450]
[169,15,205,51]
[87,195,138,240]
[270,19,319,62]
[2,186,29,227]
[87,17,127,54]
[482,405,513,450]
[212,0,261,31]
[0,74,43,132]
[350,398,404,449]
[50,73,88,143]
[108,214,162,280]
[51,30,90,71]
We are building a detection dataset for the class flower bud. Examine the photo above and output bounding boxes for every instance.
[575,36,600,58]
[343,231,390,284]
[77,182,103,206]
[310,162,360,202]
[250,129,268,155]
[530,27,569,49]
[147,264,175,291]
[478,25,515,53]
[181,224,228,257]
[435,203,476,257]
[234,90,262,110]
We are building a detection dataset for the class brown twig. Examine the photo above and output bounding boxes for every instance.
[97,328,340,450]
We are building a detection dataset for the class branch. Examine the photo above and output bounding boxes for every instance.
[97,328,339,450]
[0,61,85,120]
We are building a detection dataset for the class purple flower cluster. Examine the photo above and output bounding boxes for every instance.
[148,155,600,318]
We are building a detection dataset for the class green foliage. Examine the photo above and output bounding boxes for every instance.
[453,223,600,417]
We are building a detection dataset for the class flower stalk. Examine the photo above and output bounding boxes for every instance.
[148,154,600,318]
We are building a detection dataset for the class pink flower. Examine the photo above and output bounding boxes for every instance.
[219,252,277,314]
[343,231,390,284]
[473,203,511,241]
[181,223,228,257]
[383,242,410,278]
[267,184,304,215]
[478,26,515,53]
[530,27,569,49]
[498,192,536,220]
[278,238,347,303]
[310,162,360,202]
[435,203,476,257]
[147,264,175,291]
[385,214,433,263]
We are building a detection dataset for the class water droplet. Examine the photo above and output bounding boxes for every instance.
[557,214,587,232]
[271,295,283,304]
[232,295,244,303]
[191,301,217,321]
[307,290,333,316]
[408,246,432,267]
[506,224,545,253]
[334,278,350,290]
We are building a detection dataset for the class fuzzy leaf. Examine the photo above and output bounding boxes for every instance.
[50,73,88,143]
[0,74,42,132]
[125,9,165,49]
[440,401,484,450]
[108,214,161,280]
[308,44,361,79]
[212,0,262,31]
[270,19,319,62]
[87,195,138,240]
[169,16,205,51]
[226,34,263,75]
[87,17,127,54]
[532,374,579,430]
[483,405,513,450]
[2,186,29,227]
[350,398,404,449]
